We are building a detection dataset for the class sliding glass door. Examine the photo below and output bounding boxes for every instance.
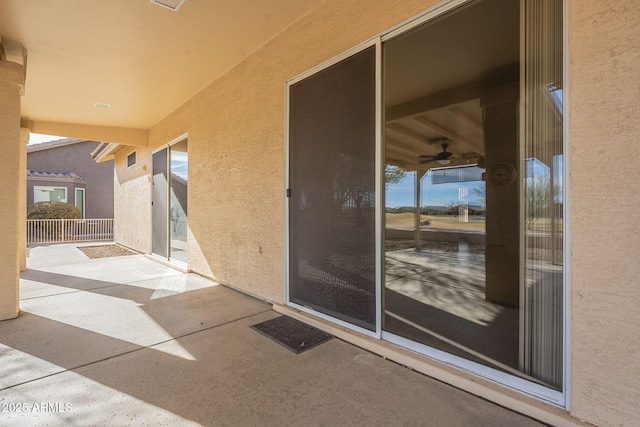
[152,139,189,263]
[169,139,188,263]
[152,148,169,258]
[287,0,564,400]
[382,0,564,393]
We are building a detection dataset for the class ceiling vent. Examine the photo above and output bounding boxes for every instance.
[150,0,186,12]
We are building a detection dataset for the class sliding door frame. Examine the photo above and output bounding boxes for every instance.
[151,133,189,266]
[284,0,569,408]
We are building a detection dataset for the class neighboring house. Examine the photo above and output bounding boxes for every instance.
[27,139,114,219]
[1,1,639,427]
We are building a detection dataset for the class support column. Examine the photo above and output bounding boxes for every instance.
[19,127,29,271]
[482,83,520,307]
[0,61,26,320]
[414,170,421,250]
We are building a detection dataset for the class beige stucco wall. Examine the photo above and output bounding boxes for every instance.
[0,63,24,320]
[114,146,152,253]
[111,0,640,425]
[18,128,28,272]
[145,0,437,302]
[569,1,640,425]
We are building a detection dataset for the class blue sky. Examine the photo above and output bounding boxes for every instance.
[385,156,564,208]
[386,170,485,208]
[171,152,189,180]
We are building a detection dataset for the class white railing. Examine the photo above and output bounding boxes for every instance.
[27,219,114,246]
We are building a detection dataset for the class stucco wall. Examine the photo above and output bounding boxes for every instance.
[146,0,436,302]
[111,0,640,425]
[114,146,152,253]
[569,1,640,425]
[0,76,21,320]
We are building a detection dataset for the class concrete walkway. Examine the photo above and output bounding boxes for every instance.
[0,244,546,426]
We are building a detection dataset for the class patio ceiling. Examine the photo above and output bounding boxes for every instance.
[0,0,323,136]
[385,98,486,170]
[383,0,519,170]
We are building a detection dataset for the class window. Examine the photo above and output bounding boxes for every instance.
[75,188,85,218]
[127,151,137,168]
[34,186,67,203]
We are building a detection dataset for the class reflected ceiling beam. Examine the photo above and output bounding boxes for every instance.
[447,106,484,135]
[386,137,422,158]
[412,116,484,155]
[386,146,419,164]
[386,82,487,123]
[27,120,149,146]
[386,65,519,123]
[386,123,429,151]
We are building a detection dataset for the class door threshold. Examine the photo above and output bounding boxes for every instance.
[274,303,582,427]
[145,254,189,273]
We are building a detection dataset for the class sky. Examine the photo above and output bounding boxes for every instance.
[385,156,564,208]
[29,133,66,145]
[386,168,486,208]
[386,173,485,208]
[171,152,189,180]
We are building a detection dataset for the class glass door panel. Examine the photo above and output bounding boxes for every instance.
[152,148,169,258]
[169,139,188,263]
[382,0,563,390]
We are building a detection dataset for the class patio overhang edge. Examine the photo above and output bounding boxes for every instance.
[27,120,149,147]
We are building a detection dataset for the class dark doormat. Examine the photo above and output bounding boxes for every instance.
[251,315,333,354]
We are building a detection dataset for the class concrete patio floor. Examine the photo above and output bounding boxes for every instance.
[0,243,547,426]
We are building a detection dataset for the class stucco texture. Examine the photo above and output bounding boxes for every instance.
[143,0,437,303]
[111,1,640,425]
[569,1,640,426]
[114,147,152,253]
[0,77,22,320]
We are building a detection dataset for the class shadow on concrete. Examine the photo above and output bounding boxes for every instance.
[0,253,544,426]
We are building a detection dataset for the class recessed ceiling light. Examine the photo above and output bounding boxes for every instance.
[94,102,111,109]
[150,0,186,11]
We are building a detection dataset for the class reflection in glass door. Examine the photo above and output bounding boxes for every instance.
[152,148,169,258]
[169,139,188,263]
[152,139,188,263]
[382,0,563,392]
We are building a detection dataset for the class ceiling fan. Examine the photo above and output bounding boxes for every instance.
[418,139,453,165]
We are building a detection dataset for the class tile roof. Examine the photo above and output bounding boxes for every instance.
[27,138,93,153]
[27,169,88,181]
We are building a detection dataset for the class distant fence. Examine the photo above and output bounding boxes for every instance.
[27,219,114,246]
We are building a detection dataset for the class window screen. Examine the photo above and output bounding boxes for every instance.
[288,46,377,331]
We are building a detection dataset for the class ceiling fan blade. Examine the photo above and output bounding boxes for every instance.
[418,159,434,164]
[418,155,436,159]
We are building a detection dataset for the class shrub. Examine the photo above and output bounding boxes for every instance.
[27,202,82,220]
